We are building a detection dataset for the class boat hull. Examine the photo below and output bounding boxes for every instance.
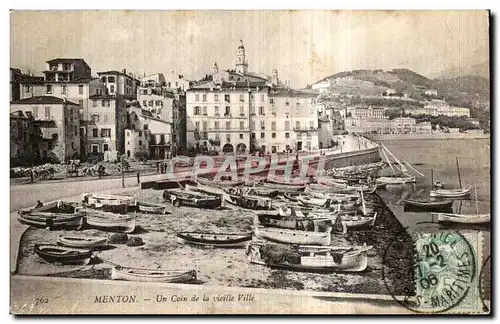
[17,213,84,230]
[254,214,332,231]
[57,235,109,248]
[253,226,331,246]
[34,244,92,265]
[176,232,252,248]
[429,188,471,198]
[85,214,136,233]
[434,212,490,224]
[111,267,197,283]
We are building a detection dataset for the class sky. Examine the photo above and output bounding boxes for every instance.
[10,10,489,88]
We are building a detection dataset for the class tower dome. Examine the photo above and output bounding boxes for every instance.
[235,39,248,74]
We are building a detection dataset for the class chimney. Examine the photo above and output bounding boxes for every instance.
[123,69,127,75]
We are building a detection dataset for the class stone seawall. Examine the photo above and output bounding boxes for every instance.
[367,133,490,141]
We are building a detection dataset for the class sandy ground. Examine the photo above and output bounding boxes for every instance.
[17,189,413,295]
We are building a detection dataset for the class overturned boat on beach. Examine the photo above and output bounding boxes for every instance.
[34,244,93,265]
[245,241,372,273]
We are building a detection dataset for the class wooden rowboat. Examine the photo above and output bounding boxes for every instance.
[17,201,84,230]
[308,183,358,194]
[34,244,92,265]
[176,232,252,248]
[278,206,335,218]
[223,193,273,210]
[261,182,306,192]
[185,183,224,196]
[57,234,109,248]
[375,175,416,185]
[111,266,197,283]
[163,189,222,209]
[403,199,453,211]
[266,177,310,186]
[254,213,332,231]
[246,241,372,272]
[196,177,244,188]
[429,187,472,198]
[253,226,332,246]
[84,212,136,233]
[338,213,378,234]
[137,201,169,214]
[433,212,490,224]
[82,193,137,207]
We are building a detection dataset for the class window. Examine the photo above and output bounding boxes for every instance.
[202,121,207,131]
[225,106,231,116]
[101,128,111,138]
[271,121,276,131]
[250,121,255,130]
[139,140,142,146]
[148,100,153,107]
[202,94,207,102]
[309,121,314,129]
[240,106,244,116]
[44,106,51,119]
[239,94,244,102]
[26,85,31,93]
[285,132,290,139]
[260,121,265,130]
[270,98,274,104]
[109,85,115,94]
[71,142,75,150]
[101,77,107,83]
[143,100,147,106]
[195,94,200,102]
[215,134,220,142]
[194,106,201,115]
[224,94,230,102]
[259,106,265,115]
[296,121,300,129]
[214,106,219,115]
[214,121,220,129]
[102,100,110,107]
[285,101,290,106]
[103,143,109,152]
[61,85,67,94]
[195,121,200,130]
[92,128,98,137]
[260,132,265,139]
[296,101,301,107]
[240,121,244,130]
[297,133,302,140]
[250,94,255,100]
[46,85,52,94]
[155,100,162,106]
[91,114,99,123]
[79,111,83,120]
[307,133,312,140]
[285,121,290,131]
[143,124,148,130]
[203,106,207,115]
[226,134,231,142]
[250,106,255,114]
[239,134,244,139]
[33,106,38,118]
[79,99,84,107]
[108,76,115,83]
[260,94,264,102]
[142,90,148,95]
[225,121,231,130]
[272,132,276,138]
[103,114,108,123]
[78,85,84,94]
[74,126,78,136]
[214,94,219,101]
[96,88,101,96]
[92,100,98,107]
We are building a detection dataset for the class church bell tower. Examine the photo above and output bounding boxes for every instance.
[235,39,248,74]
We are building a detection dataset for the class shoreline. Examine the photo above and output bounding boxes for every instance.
[366,133,490,141]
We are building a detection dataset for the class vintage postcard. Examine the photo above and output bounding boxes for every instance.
[9,10,491,315]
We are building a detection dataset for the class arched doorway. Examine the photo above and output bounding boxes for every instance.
[236,143,246,154]
[222,143,234,153]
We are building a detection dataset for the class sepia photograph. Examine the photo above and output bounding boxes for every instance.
[9,9,491,315]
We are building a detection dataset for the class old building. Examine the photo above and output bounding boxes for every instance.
[97,70,139,100]
[423,99,471,117]
[86,94,127,161]
[10,68,22,101]
[10,111,39,166]
[19,74,45,99]
[127,107,174,159]
[10,96,81,163]
[186,40,320,154]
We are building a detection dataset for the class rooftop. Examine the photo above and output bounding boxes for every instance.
[46,58,91,70]
[269,88,317,98]
[97,70,140,81]
[11,96,80,106]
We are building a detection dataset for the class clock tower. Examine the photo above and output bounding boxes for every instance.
[235,39,248,74]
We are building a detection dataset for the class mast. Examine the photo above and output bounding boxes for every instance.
[380,145,395,174]
[456,157,462,189]
[474,182,479,216]
[431,169,434,187]
[382,143,407,173]
[404,161,424,177]
[360,185,366,216]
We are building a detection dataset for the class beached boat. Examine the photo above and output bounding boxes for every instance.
[261,181,306,192]
[57,234,109,248]
[186,182,226,196]
[245,241,372,272]
[315,179,378,193]
[196,177,244,188]
[111,266,197,283]
[253,226,332,246]
[433,212,490,225]
[254,213,332,231]
[296,195,331,208]
[82,193,137,207]
[375,175,416,185]
[34,244,92,265]
[403,198,453,211]
[137,201,169,214]
[304,188,360,201]
[278,205,335,218]
[17,201,84,230]
[266,177,310,186]
[308,183,358,194]
[429,187,471,198]
[223,193,272,210]
[176,232,252,248]
[163,189,222,209]
[338,213,378,234]
[84,212,136,233]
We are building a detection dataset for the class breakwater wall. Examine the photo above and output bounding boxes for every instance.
[367,133,490,141]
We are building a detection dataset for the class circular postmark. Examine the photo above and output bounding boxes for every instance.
[478,254,491,313]
[383,228,476,313]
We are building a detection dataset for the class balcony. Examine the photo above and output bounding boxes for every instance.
[294,126,318,132]
[208,127,250,132]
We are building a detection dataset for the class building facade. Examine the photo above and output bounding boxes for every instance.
[10,68,22,101]
[10,96,81,163]
[344,117,420,134]
[97,70,139,100]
